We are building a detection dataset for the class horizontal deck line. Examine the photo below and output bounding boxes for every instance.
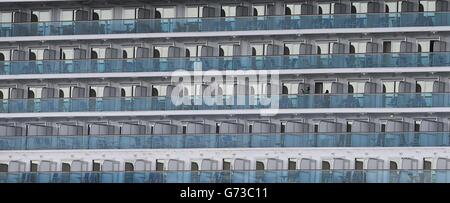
[0,66,448,80]
[1,26,450,42]
[0,107,448,118]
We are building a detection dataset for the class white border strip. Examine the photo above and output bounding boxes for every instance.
[0,0,77,2]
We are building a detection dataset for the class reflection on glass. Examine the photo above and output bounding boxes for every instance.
[155,7,176,18]
[349,41,369,54]
[122,8,137,19]
[316,42,333,55]
[28,87,42,99]
[284,43,301,55]
[382,81,400,93]
[221,5,237,17]
[253,5,266,16]
[383,41,402,53]
[32,10,51,22]
[122,47,137,59]
[285,4,302,15]
[282,83,299,94]
[186,6,203,18]
[0,12,13,23]
[219,45,234,56]
[416,81,434,93]
[185,45,202,57]
[60,10,75,21]
[59,87,72,98]
[0,50,11,61]
[29,49,45,60]
[90,47,106,59]
[89,86,104,98]
[251,44,269,56]
[318,3,335,14]
[420,0,436,12]
[153,46,169,58]
[60,48,74,60]
[152,85,168,96]
[385,2,399,13]
[93,9,113,20]
[417,40,434,52]
[0,88,10,99]
[121,85,137,97]
[348,82,365,94]
[351,2,368,13]
[315,82,332,94]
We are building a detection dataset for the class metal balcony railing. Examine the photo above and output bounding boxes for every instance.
[0,132,449,150]
[0,92,448,113]
[1,52,449,75]
[0,170,448,183]
[0,11,448,37]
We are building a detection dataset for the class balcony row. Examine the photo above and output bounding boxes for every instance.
[1,150,448,182]
[1,79,445,101]
[4,153,444,172]
[1,0,445,25]
[1,37,446,60]
[0,132,449,150]
[1,52,449,75]
[0,10,449,37]
[0,117,444,136]
[0,112,445,135]
[0,93,448,113]
[1,170,449,183]
[1,153,449,182]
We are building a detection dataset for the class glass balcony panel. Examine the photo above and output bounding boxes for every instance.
[0,132,449,150]
[0,12,450,37]
[1,170,449,183]
[0,93,449,113]
[1,52,450,76]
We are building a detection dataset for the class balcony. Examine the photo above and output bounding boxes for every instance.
[0,12,448,37]
[0,93,448,113]
[1,52,449,76]
[0,170,448,183]
[0,132,449,150]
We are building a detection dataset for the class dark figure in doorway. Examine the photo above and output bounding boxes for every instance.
[323,90,331,107]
